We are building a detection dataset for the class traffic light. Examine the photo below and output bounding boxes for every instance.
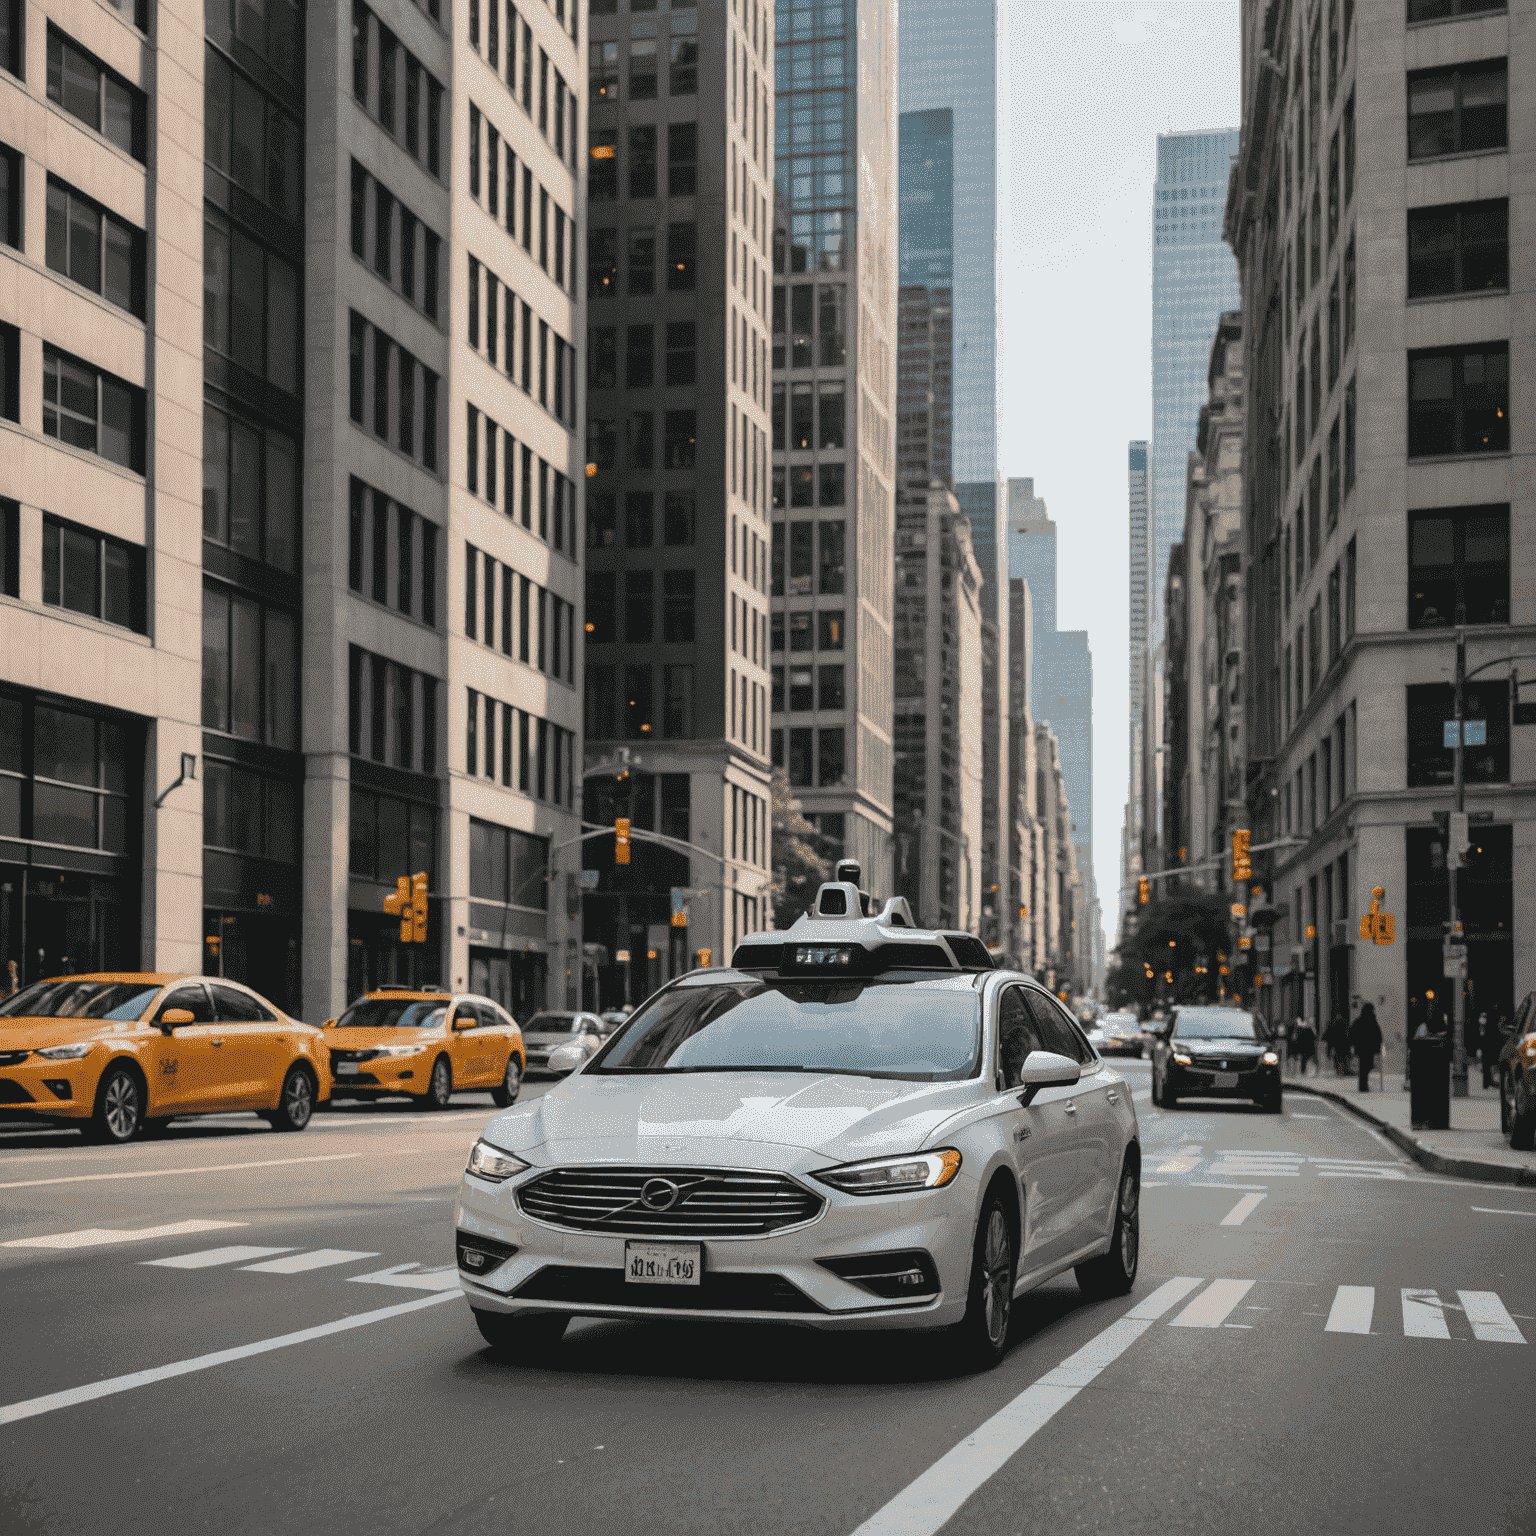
[411,871,428,941]
[1138,877,1150,905]
[615,816,631,865]
[1231,828,1252,882]
[384,876,412,942]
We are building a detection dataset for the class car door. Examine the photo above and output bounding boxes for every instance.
[449,1000,493,1085]
[206,983,285,1107]
[997,984,1081,1272]
[148,983,222,1113]
[491,1003,523,1072]
[1024,989,1116,1255]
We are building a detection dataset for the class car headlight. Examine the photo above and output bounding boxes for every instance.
[1172,1052,1192,1066]
[814,1149,962,1195]
[36,1042,95,1060]
[466,1139,530,1182]
[1262,1051,1280,1065]
[373,1043,422,1058]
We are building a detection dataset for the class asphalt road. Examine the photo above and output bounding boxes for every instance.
[3,1063,1534,1536]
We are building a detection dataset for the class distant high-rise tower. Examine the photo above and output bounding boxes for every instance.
[1127,441,1152,740]
[1151,128,1240,638]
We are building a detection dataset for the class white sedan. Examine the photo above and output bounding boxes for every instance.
[454,884,1142,1371]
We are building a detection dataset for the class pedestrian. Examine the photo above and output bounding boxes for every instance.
[1294,1019,1316,1076]
[1349,1003,1383,1093]
[1480,1010,1503,1091]
[1324,1013,1349,1075]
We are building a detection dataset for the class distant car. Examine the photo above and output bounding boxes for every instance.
[1094,1012,1145,1058]
[600,1009,631,1030]
[1150,1005,1281,1112]
[1497,992,1536,1149]
[521,1011,609,1075]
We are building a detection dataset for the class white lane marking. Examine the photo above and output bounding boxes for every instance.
[1126,1276,1205,1320]
[1170,1279,1255,1328]
[1325,1286,1375,1334]
[1189,1182,1267,1191]
[1220,1194,1266,1228]
[348,1262,462,1292]
[0,1152,362,1191]
[1472,1207,1536,1217]
[1402,1289,1451,1340]
[848,1311,1158,1536]
[1177,1144,1202,1155]
[1153,1157,1200,1174]
[1290,1113,1330,1119]
[3,1219,244,1251]
[1208,1167,1300,1177]
[143,1246,295,1269]
[1140,1180,1168,1187]
[240,1248,381,1274]
[1458,1291,1526,1345]
[0,1291,460,1426]
[1318,1168,1407,1179]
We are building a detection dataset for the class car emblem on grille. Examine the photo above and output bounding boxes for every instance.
[640,1177,682,1211]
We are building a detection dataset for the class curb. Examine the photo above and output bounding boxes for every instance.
[1288,1081,1536,1187]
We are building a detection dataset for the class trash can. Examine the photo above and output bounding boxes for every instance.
[1409,1035,1450,1130]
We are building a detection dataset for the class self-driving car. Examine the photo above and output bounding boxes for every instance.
[454,866,1142,1372]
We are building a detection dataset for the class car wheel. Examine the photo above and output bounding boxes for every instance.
[1499,1073,1511,1136]
[946,1193,1015,1373]
[473,1309,568,1363]
[86,1063,144,1144]
[270,1066,317,1132]
[1162,1080,1178,1109]
[1511,1080,1536,1152]
[1262,1092,1283,1114]
[1150,1069,1162,1107]
[1076,1161,1140,1299]
[418,1056,452,1111]
[490,1056,523,1109]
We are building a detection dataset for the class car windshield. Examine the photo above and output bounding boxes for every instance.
[590,976,982,1081]
[525,1012,586,1035]
[0,980,161,1021]
[337,999,448,1029]
[1175,1010,1262,1041]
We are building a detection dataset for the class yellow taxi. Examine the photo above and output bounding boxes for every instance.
[325,988,525,1110]
[0,973,330,1144]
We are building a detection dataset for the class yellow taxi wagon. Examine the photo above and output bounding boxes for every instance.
[0,974,330,1144]
[324,988,525,1111]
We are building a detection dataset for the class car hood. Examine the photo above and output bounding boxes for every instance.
[325,1027,447,1050]
[0,1018,154,1049]
[482,1070,985,1167]
[1180,1038,1266,1053]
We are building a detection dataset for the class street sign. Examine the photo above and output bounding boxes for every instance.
[1444,720,1488,747]
[1442,946,1467,978]
[615,949,631,963]
[580,869,601,887]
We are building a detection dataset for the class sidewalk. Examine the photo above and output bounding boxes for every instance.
[1286,1066,1536,1186]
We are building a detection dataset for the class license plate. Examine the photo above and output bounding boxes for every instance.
[1216,1072,1239,1089]
[625,1241,701,1286]
[337,1062,359,1075]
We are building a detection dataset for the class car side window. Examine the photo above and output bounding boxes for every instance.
[208,984,273,1022]
[999,987,1044,1088]
[1024,991,1093,1065]
[154,984,214,1024]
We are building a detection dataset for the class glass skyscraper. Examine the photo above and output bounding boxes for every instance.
[1151,128,1240,637]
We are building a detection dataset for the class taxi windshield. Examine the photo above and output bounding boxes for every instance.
[1174,1010,1262,1040]
[591,977,981,1081]
[337,999,448,1029]
[0,980,161,1021]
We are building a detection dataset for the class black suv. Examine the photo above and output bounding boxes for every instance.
[1151,1005,1282,1113]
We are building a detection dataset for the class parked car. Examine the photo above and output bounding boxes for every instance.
[1497,992,1536,1149]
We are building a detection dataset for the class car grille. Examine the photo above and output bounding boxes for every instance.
[514,1265,822,1313]
[517,1167,824,1236]
[0,1051,29,1067]
[0,1079,36,1103]
[330,1049,385,1068]
[1189,1055,1259,1072]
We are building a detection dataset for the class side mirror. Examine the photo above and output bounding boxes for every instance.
[547,1042,585,1076]
[1017,1050,1081,1107]
[160,1008,195,1030]
[322,1018,337,1030]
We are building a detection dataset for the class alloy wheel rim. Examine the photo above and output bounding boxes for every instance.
[434,1061,450,1100]
[1119,1172,1140,1274]
[982,1209,1011,1347]
[104,1074,138,1139]
[286,1072,312,1126]
[505,1060,521,1093]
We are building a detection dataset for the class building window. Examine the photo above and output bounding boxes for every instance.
[589,130,618,201]
[788,726,812,786]
[624,492,652,548]
[663,570,694,642]
[1407,504,1509,629]
[667,122,697,195]
[817,727,845,786]
[203,586,299,749]
[1408,342,1508,456]
[203,212,300,395]
[818,521,845,594]
[203,49,301,223]
[663,410,696,469]
[819,664,845,710]
[470,818,548,909]
[1408,0,1505,20]
[629,37,657,99]
[663,665,693,737]
[590,40,618,101]
[3,0,22,76]
[670,35,697,95]
[42,345,144,472]
[624,570,653,644]
[1408,61,1507,160]
[665,321,696,386]
[46,27,146,161]
[667,222,696,290]
[41,514,145,631]
[207,762,301,865]
[664,491,695,546]
[585,571,615,643]
[1407,200,1508,298]
[629,124,657,198]
[44,177,145,317]
[623,664,653,739]
[350,786,436,886]
[203,406,299,572]
[1407,681,1508,787]
[818,610,844,651]
[2,698,136,854]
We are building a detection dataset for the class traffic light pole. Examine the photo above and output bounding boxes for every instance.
[1450,625,1467,1098]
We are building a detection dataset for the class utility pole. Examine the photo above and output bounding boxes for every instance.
[1449,618,1468,1097]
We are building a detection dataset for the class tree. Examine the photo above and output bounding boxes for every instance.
[768,768,834,926]
[1105,890,1235,1016]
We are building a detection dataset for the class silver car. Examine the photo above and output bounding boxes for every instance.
[454,879,1142,1372]
[519,1010,608,1075]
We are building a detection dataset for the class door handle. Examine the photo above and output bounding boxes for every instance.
[211,1039,224,1047]
[1063,1101,1077,1115]
[1106,1090,1120,1104]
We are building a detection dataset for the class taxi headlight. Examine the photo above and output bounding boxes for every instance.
[1172,1052,1192,1067]
[373,1043,423,1058]
[36,1042,95,1060]
[466,1139,529,1182]
[1262,1051,1281,1066]
[814,1148,962,1195]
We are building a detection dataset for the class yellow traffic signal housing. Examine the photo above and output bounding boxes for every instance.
[1231,828,1252,882]
[1373,913,1394,945]
[1138,877,1150,905]
[411,872,428,941]
[383,875,412,942]
[615,816,631,865]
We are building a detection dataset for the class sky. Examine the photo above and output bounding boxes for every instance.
[997,1,1243,955]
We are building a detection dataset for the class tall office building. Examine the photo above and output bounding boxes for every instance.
[1150,127,1239,639]
[1121,439,1152,928]
[583,0,773,997]
[0,0,587,1021]
[768,0,897,892]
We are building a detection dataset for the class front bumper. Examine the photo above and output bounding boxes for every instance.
[1167,1061,1278,1100]
[454,1160,978,1331]
[0,1060,93,1119]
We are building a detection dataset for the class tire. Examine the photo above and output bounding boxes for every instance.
[270,1065,317,1132]
[944,1192,1015,1373]
[418,1056,452,1111]
[1499,1073,1511,1136]
[1261,1093,1283,1114]
[1150,1068,1162,1107]
[490,1055,523,1109]
[1162,1080,1178,1109]
[1076,1160,1141,1300]
[87,1063,144,1144]
[473,1309,568,1363]
[1511,1081,1536,1152]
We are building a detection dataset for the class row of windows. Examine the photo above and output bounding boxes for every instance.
[204,405,299,575]
[466,690,576,809]
[352,3,446,181]
[205,209,301,398]
[585,408,697,473]
[773,283,848,370]
[771,609,844,653]
[772,463,847,510]
[349,161,442,323]
[464,542,576,684]
[348,644,440,777]
[730,782,766,869]
[350,786,437,888]
[1286,382,1356,620]
[585,489,695,550]
[773,725,845,789]
[771,381,847,452]
[1408,503,1509,630]
[731,513,766,597]
[584,568,693,646]
[466,0,581,166]
[731,406,766,517]
[589,30,700,111]
[206,0,304,92]
[771,662,845,714]
[1407,60,1506,161]
[584,661,694,741]
[464,406,578,559]
[347,312,442,472]
[202,584,299,750]
[45,173,145,318]
[1293,233,1353,461]
[588,321,694,390]
[47,27,145,163]
[588,222,697,296]
[731,591,766,668]
[466,259,578,426]
[468,104,578,295]
[771,519,845,597]
[589,122,698,203]
[205,757,300,865]
[206,45,302,227]
[1287,540,1356,734]
[1282,706,1353,842]
[469,815,549,911]
[348,478,440,628]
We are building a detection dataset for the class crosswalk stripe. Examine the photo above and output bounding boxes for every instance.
[1170,1279,1254,1328]
[1127,1276,1205,1320]
[3,1219,245,1250]
[1458,1291,1526,1345]
[1325,1286,1375,1334]
[1220,1194,1266,1227]
[239,1249,380,1275]
[1401,1289,1451,1339]
[143,1246,296,1269]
